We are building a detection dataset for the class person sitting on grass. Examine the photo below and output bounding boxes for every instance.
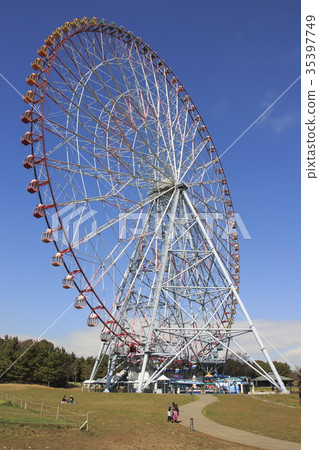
[68,395,75,403]
[61,395,67,403]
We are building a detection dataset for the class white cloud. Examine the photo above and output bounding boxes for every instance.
[3,319,301,368]
[268,112,298,135]
[52,327,102,358]
[54,318,301,368]
[4,328,102,359]
[282,346,301,367]
[231,318,301,367]
[256,87,299,135]
[256,109,298,135]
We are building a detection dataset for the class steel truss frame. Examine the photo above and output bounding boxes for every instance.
[90,188,287,393]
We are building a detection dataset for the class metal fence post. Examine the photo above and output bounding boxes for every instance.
[190,418,194,431]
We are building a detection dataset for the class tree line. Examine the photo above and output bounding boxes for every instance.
[222,353,299,382]
[0,336,108,387]
[0,335,299,388]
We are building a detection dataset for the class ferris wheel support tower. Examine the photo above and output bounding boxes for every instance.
[182,192,287,394]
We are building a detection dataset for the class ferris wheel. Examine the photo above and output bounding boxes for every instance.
[21,17,287,393]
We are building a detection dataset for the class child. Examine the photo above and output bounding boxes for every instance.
[167,406,172,422]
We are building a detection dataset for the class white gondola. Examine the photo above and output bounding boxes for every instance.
[32,204,45,218]
[21,132,33,145]
[87,312,98,327]
[26,179,39,193]
[23,155,35,169]
[100,329,112,341]
[20,110,33,123]
[41,229,53,243]
[74,295,86,309]
[114,345,126,355]
[62,274,74,289]
[51,252,63,266]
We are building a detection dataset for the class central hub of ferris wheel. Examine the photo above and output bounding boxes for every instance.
[150,180,188,196]
[20,16,288,393]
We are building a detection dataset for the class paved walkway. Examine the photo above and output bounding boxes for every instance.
[178,395,301,450]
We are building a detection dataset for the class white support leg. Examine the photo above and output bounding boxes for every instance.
[89,341,108,381]
[137,189,180,392]
[183,191,288,393]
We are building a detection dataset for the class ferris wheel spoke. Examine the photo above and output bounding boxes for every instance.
[73,34,174,178]
[56,186,175,254]
[48,38,179,184]
[45,80,137,154]
[173,105,190,179]
[147,65,178,175]
[179,140,209,182]
[47,56,152,159]
[132,52,177,175]
[45,158,131,180]
[110,192,179,322]
[79,236,143,295]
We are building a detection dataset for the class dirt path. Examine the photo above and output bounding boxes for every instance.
[178,395,301,450]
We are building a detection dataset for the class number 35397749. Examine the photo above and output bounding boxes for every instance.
[306,15,316,75]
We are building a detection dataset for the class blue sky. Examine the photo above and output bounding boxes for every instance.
[0,0,300,364]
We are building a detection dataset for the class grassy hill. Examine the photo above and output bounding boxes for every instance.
[0,384,300,449]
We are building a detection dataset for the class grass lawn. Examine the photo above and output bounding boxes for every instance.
[203,394,301,443]
[0,384,259,450]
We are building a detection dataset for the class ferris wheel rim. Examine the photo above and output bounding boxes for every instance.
[22,17,240,352]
